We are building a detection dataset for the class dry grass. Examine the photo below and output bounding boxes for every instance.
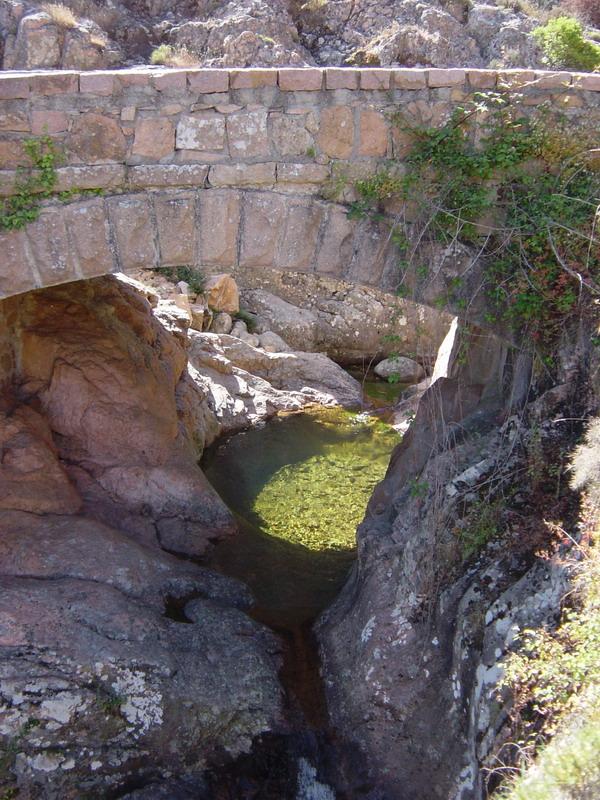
[150,44,199,67]
[42,2,78,28]
[57,0,122,35]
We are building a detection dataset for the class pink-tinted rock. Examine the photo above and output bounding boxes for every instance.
[359,109,388,156]
[0,407,81,515]
[132,117,175,159]
[69,113,127,164]
[317,106,354,158]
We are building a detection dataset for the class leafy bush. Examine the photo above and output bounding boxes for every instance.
[348,93,600,349]
[155,266,205,296]
[533,16,600,70]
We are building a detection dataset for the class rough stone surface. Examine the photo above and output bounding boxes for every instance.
[13,277,235,555]
[205,273,240,314]
[374,355,426,382]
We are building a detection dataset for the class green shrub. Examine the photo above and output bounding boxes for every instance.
[533,16,600,70]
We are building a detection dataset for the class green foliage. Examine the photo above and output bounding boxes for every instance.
[348,93,600,349]
[0,136,60,230]
[409,478,430,499]
[234,308,258,332]
[533,16,600,70]
[458,499,502,558]
[156,265,205,295]
[0,136,104,232]
[499,527,600,798]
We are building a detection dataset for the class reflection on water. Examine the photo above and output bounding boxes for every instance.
[202,408,401,627]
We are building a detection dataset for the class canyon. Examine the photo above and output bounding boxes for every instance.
[0,65,599,800]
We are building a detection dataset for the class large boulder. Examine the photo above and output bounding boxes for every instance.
[12,276,235,556]
[374,355,425,383]
[204,274,240,315]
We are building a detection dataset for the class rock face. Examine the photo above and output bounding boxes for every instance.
[316,324,589,798]
[0,0,558,70]
[0,274,294,798]
[0,512,283,800]
[240,281,452,366]
[12,276,235,556]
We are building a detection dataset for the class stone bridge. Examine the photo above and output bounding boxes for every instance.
[1,65,599,308]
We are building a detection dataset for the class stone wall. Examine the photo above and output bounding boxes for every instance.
[1,66,599,302]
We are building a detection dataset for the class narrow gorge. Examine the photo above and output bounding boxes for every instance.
[0,66,599,800]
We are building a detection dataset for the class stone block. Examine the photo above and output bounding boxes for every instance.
[497,70,536,88]
[279,69,323,91]
[239,192,286,267]
[227,111,270,158]
[54,165,126,192]
[69,113,127,164]
[198,189,240,266]
[534,71,572,89]
[270,112,313,156]
[117,71,152,88]
[575,73,600,91]
[154,192,196,266]
[360,69,392,90]
[317,106,354,159]
[152,70,187,92]
[64,197,115,278]
[230,69,278,89]
[277,200,323,270]
[0,229,37,297]
[25,206,79,286]
[0,113,30,132]
[176,114,226,151]
[325,68,360,89]
[277,163,330,184]
[79,72,115,95]
[358,109,388,156]
[128,164,209,189]
[552,92,584,108]
[345,217,389,285]
[427,69,466,87]
[467,70,497,89]
[187,70,230,93]
[392,69,427,89]
[29,72,79,95]
[315,205,354,276]
[132,117,175,159]
[108,195,158,271]
[209,162,276,187]
[0,76,29,100]
[31,109,68,135]
[0,140,31,168]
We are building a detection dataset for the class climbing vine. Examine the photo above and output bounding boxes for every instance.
[347,92,600,351]
[0,136,60,231]
[0,135,103,232]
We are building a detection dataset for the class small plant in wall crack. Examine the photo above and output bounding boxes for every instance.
[0,136,60,231]
[0,136,104,232]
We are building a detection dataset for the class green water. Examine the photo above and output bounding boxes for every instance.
[345,367,409,407]
[203,408,401,627]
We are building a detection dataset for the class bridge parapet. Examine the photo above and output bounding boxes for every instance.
[1,66,599,301]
